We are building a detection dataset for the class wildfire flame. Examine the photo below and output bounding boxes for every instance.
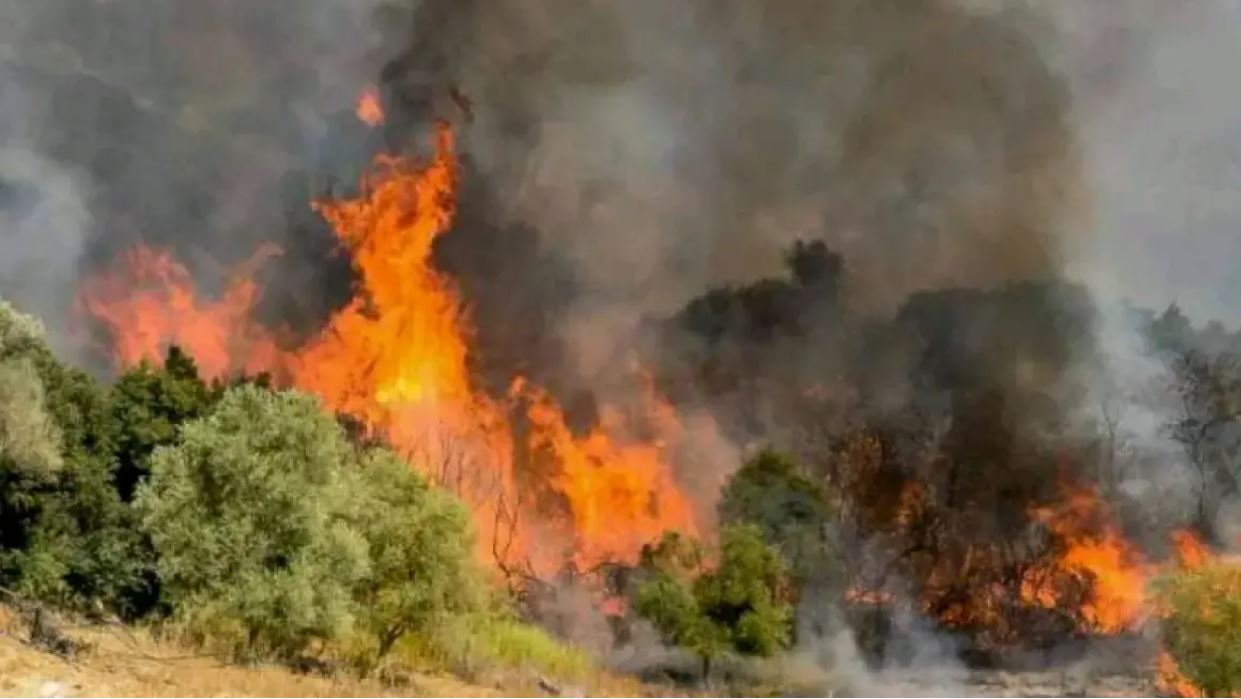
[77,123,697,577]
[1172,529,1210,571]
[514,378,696,570]
[1157,650,1204,698]
[76,245,285,381]
[355,85,384,127]
[1022,487,1151,634]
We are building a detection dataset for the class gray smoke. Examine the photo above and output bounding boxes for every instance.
[0,0,411,347]
[400,0,1083,378]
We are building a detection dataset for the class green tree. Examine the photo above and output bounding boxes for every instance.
[352,448,484,662]
[135,385,370,659]
[719,450,834,584]
[110,346,218,502]
[1157,563,1241,696]
[634,524,793,680]
[0,300,146,613]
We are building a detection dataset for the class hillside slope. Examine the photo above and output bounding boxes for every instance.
[0,605,573,698]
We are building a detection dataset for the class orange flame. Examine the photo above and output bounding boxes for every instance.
[78,123,697,576]
[1157,650,1204,698]
[1022,487,1151,634]
[76,245,285,381]
[355,85,384,127]
[1172,529,1210,571]
[513,378,697,570]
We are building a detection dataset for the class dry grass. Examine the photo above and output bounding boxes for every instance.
[0,605,666,698]
[0,606,498,698]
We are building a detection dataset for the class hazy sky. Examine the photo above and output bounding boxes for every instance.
[1045,0,1241,324]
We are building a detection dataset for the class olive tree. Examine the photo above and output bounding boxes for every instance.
[352,448,484,662]
[135,386,370,658]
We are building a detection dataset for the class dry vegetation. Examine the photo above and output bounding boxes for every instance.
[0,605,487,698]
[0,604,654,698]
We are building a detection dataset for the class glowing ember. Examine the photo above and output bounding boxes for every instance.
[76,245,285,381]
[355,85,384,127]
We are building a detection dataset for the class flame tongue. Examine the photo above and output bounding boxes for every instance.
[296,125,471,419]
[77,245,285,381]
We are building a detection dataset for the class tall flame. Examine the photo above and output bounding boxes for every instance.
[77,123,696,576]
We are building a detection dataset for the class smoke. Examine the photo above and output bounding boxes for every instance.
[1036,0,1241,542]
[1043,0,1241,326]
[0,146,91,360]
[391,0,1084,367]
[0,0,412,348]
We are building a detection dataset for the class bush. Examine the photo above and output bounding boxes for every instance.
[135,385,370,659]
[0,356,63,473]
[1157,562,1241,696]
[634,524,794,679]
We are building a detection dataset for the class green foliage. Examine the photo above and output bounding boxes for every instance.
[1157,563,1241,696]
[136,385,370,659]
[136,384,491,664]
[634,525,793,677]
[0,357,63,473]
[399,612,597,685]
[110,346,218,502]
[352,448,484,660]
[0,300,148,614]
[719,450,834,586]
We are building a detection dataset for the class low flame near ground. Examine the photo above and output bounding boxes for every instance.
[1021,487,1151,634]
[77,122,697,578]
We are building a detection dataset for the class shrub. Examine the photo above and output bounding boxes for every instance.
[135,386,370,659]
[1157,562,1241,696]
[352,448,484,662]
[634,524,794,679]
[136,383,492,665]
